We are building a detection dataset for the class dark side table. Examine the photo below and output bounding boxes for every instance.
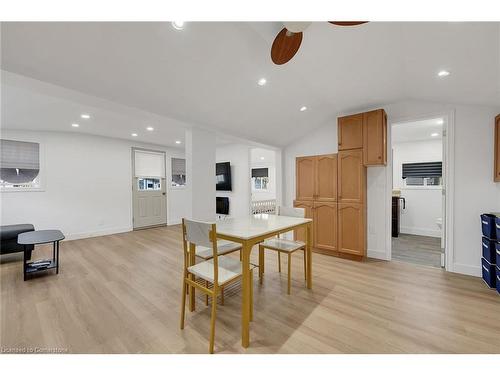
[18,230,65,281]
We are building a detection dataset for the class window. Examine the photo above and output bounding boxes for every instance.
[138,178,161,191]
[252,168,269,191]
[0,139,41,190]
[402,162,442,187]
[171,158,186,187]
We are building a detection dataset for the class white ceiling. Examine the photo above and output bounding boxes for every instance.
[1,22,499,147]
[392,118,443,143]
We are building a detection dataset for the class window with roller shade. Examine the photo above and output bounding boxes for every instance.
[402,161,442,187]
[251,168,269,190]
[0,139,41,190]
[171,158,186,187]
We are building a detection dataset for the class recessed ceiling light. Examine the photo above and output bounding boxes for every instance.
[431,132,439,137]
[257,78,267,86]
[131,133,138,137]
[300,106,307,112]
[437,70,450,77]
[71,123,79,128]
[175,140,182,144]
[172,21,185,30]
[146,126,154,131]
[80,114,90,119]
[260,156,265,160]
[436,119,444,125]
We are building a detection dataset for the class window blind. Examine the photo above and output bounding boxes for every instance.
[134,150,165,178]
[252,168,268,178]
[171,158,186,175]
[402,162,442,178]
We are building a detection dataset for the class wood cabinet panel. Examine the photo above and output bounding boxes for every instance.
[313,202,337,252]
[495,115,500,182]
[315,154,337,201]
[363,109,387,166]
[338,203,365,256]
[296,156,315,200]
[293,200,313,243]
[338,114,363,150]
[338,149,366,203]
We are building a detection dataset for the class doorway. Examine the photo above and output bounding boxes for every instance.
[389,116,451,269]
[132,148,167,229]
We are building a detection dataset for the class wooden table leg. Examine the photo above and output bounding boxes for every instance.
[306,222,312,289]
[189,243,196,312]
[241,241,251,348]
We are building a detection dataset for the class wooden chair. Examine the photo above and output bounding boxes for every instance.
[258,207,306,294]
[180,218,254,354]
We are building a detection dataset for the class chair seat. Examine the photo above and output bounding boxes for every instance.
[195,240,242,260]
[188,256,243,285]
[262,238,305,252]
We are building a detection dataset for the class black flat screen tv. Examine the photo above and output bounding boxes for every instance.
[216,162,232,191]
[216,197,229,215]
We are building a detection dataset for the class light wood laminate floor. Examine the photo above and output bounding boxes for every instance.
[392,234,442,268]
[1,226,499,353]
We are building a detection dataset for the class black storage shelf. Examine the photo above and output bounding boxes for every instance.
[25,260,57,274]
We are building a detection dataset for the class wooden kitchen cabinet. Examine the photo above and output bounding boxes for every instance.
[363,109,387,166]
[313,202,338,252]
[293,200,313,243]
[338,203,366,256]
[338,149,366,204]
[296,156,315,201]
[315,154,337,202]
[338,113,363,150]
[495,115,500,182]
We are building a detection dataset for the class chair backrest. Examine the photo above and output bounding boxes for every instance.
[181,218,220,286]
[278,206,305,218]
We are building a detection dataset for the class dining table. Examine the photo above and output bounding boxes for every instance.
[213,213,313,348]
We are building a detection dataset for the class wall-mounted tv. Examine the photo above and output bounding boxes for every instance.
[216,162,232,191]
[216,197,229,215]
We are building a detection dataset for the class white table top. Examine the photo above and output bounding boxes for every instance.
[216,214,311,240]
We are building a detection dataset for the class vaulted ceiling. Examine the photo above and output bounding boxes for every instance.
[1,22,499,147]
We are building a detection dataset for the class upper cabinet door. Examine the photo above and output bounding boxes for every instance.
[315,154,337,201]
[296,156,315,200]
[338,149,366,203]
[363,109,387,166]
[338,114,363,150]
[495,115,500,182]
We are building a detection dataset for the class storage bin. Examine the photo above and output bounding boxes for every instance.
[481,214,497,239]
[497,241,500,266]
[482,258,496,288]
[496,267,500,294]
[482,237,498,264]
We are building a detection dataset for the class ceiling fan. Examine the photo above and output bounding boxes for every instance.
[271,21,368,65]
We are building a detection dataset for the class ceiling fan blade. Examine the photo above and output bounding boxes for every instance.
[328,21,368,26]
[271,28,303,65]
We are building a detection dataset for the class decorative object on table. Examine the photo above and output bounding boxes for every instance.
[0,224,35,259]
[480,213,499,290]
[17,230,65,281]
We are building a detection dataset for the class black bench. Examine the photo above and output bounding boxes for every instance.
[0,224,35,260]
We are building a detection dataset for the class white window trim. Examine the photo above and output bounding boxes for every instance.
[0,139,45,193]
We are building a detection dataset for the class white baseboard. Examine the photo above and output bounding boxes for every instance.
[367,248,390,260]
[452,262,481,277]
[400,226,441,238]
[64,226,132,241]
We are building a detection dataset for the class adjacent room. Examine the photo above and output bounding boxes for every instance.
[1,20,500,359]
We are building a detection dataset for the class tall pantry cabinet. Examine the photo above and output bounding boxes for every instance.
[294,108,386,260]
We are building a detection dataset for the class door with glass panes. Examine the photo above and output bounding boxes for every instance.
[132,148,167,229]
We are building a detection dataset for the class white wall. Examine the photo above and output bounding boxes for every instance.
[283,99,500,277]
[392,139,442,237]
[0,130,188,239]
[216,144,251,218]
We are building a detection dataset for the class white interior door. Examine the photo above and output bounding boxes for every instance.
[132,149,167,229]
